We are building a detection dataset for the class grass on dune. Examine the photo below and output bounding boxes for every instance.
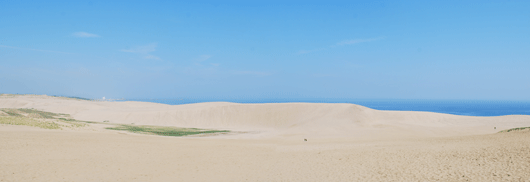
[0,108,231,136]
[56,118,88,127]
[1,109,24,117]
[61,96,92,101]
[106,124,230,137]
[57,117,97,124]
[0,108,85,129]
[0,108,69,119]
[499,127,530,133]
[0,116,61,129]
[17,108,69,118]
[0,93,93,101]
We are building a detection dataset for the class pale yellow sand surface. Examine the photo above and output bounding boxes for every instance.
[1,95,530,181]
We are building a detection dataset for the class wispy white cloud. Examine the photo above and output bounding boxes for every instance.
[234,71,272,76]
[296,48,326,55]
[143,55,160,60]
[195,55,212,62]
[191,55,214,66]
[72,32,100,38]
[312,73,339,78]
[0,45,72,54]
[297,37,384,55]
[121,43,160,60]
[121,43,157,54]
[336,37,384,46]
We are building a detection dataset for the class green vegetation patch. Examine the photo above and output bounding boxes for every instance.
[57,117,97,124]
[18,108,69,118]
[0,116,61,129]
[106,124,230,137]
[0,108,88,129]
[499,127,530,133]
[0,109,24,117]
[57,118,88,127]
[0,93,92,101]
[64,96,92,101]
[0,94,17,97]
[51,95,92,101]
[0,108,230,137]
[0,108,70,119]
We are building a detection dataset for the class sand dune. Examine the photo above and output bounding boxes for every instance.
[1,95,529,140]
[2,95,530,181]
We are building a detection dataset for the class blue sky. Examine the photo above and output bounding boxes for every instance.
[1,0,529,100]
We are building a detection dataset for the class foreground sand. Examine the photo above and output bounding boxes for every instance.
[1,95,530,181]
[1,125,529,181]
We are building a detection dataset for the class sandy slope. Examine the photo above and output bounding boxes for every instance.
[0,95,529,139]
[1,95,530,181]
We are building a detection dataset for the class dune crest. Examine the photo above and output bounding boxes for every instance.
[1,95,529,139]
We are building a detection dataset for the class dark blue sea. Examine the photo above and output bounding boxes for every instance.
[123,98,530,117]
